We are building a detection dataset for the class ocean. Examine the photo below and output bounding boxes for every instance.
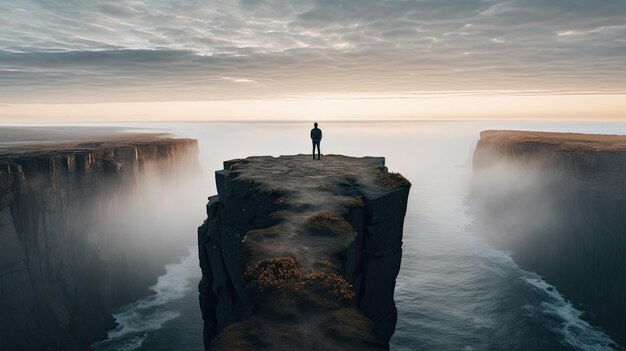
[90,120,626,351]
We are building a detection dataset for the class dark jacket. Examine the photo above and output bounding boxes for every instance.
[310,127,322,142]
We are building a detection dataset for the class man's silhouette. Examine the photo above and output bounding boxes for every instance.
[310,122,322,160]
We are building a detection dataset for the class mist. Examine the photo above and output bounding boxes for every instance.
[468,149,564,252]
[87,141,208,305]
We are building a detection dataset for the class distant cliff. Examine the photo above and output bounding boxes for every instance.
[0,137,200,351]
[469,130,626,347]
[198,155,410,350]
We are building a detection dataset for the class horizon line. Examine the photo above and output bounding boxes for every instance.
[3,117,626,127]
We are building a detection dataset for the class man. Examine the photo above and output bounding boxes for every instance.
[310,122,322,160]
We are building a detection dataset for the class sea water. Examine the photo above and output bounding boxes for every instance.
[92,120,626,351]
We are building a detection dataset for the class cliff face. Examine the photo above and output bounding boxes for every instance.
[198,155,410,350]
[469,130,626,347]
[0,137,200,351]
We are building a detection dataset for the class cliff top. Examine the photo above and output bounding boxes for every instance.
[480,130,626,152]
[222,154,409,271]
[202,154,411,350]
[0,134,196,158]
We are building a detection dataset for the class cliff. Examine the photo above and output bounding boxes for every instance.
[0,136,200,351]
[469,130,626,347]
[198,155,410,350]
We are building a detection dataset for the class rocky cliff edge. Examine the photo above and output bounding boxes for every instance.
[198,155,410,350]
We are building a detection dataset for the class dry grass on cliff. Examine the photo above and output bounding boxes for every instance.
[228,160,248,171]
[378,172,411,190]
[306,211,353,235]
[345,196,365,209]
[304,272,355,304]
[245,257,355,305]
[245,257,305,294]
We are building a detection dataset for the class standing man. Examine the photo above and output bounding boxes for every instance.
[310,122,322,160]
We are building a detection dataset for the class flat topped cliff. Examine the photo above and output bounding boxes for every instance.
[0,135,200,351]
[471,130,626,348]
[198,154,410,350]
[475,130,626,183]
[226,155,395,271]
[0,134,192,157]
[479,130,626,152]
[0,135,199,195]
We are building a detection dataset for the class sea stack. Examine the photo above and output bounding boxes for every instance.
[198,155,411,350]
[469,130,626,347]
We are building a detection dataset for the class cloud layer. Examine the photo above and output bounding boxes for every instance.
[0,0,625,103]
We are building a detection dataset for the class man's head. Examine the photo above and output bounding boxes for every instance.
[314,122,318,128]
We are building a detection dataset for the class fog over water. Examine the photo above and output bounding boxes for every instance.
[85,120,626,351]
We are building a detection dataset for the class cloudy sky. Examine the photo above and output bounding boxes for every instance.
[1,0,625,121]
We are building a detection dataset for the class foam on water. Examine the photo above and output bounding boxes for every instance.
[478,247,619,351]
[523,275,619,351]
[92,247,201,351]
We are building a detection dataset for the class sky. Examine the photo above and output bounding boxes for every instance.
[1,0,625,122]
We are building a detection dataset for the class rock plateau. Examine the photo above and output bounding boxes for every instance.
[198,155,411,350]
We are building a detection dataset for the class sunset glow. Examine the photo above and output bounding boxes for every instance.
[2,93,626,123]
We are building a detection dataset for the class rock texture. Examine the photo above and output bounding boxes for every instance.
[469,130,626,347]
[198,155,410,350]
[0,136,200,351]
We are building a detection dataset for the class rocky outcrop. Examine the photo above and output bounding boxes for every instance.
[198,155,410,350]
[0,137,200,351]
[469,130,626,347]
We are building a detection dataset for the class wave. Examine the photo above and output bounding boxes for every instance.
[523,275,619,351]
[92,247,201,351]
[478,247,619,351]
